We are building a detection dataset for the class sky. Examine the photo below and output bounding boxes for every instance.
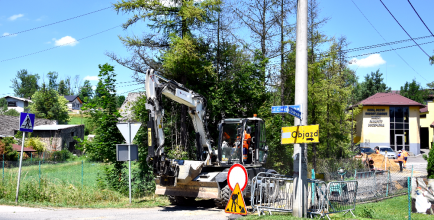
[0,0,433,98]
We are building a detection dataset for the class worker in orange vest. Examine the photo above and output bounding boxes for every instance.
[402,149,409,168]
[234,127,251,162]
[375,147,380,154]
[397,150,404,172]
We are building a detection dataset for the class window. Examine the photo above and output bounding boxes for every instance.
[71,132,75,137]
[420,114,427,118]
[389,107,409,151]
[7,102,16,107]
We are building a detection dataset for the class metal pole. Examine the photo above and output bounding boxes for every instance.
[311,169,315,205]
[128,121,132,204]
[408,177,411,220]
[15,131,26,203]
[39,160,41,187]
[293,0,308,217]
[81,160,84,186]
[386,170,389,197]
[2,154,4,181]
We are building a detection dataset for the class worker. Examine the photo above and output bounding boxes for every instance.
[397,150,404,172]
[234,126,251,161]
[375,147,380,154]
[402,149,409,168]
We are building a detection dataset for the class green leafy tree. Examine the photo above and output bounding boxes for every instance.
[428,143,434,178]
[58,80,69,96]
[117,95,125,108]
[0,98,8,114]
[25,137,46,153]
[10,69,40,98]
[354,69,391,102]
[400,79,429,104]
[47,71,59,91]
[427,81,434,89]
[0,137,18,161]
[79,80,94,102]
[30,86,70,124]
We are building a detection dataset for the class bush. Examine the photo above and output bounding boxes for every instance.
[51,150,73,161]
[428,143,434,179]
[25,137,46,153]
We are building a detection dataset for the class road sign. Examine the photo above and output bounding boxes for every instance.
[225,183,247,215]
[281,124,319,144]
[227,164,248,191]
[117,123,142,144]
[271,105,302,119]
[116,144,138,161]
[19,112,35,132]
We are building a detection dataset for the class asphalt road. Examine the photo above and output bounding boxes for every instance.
[0,201,231,220]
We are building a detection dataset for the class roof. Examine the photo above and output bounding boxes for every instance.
[12,144,37,152]
[420,106,428,113]
[2,96,33,103]
[351,93,426,109]
[33,124,82,131]
[63,95,83,104]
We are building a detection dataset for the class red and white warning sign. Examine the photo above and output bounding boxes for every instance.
[227,164,248,192]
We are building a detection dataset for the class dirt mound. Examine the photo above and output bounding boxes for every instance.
[366,153,399,169]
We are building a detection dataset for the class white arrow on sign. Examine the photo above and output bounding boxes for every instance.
[117,123,142,144]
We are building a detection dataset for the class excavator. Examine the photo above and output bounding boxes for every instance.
[144,69,272,207]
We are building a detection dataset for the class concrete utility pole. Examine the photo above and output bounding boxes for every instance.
[293,0,308,217]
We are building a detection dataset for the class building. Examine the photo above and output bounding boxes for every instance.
[12,144,37,157]
[118,92,145,122]
[352,93,425,155]
[32,125,84,153]
[64,95,83,110]
[2,96,32,113]
[419,91,434,149]
[0,115,56,137]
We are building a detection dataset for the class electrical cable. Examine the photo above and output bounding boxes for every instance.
[350,0,428,82]
[0,25,121,63]
[1,6,113,39]
[379,0,431,58]
[407,0,434,62]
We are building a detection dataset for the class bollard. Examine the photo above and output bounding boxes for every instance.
[407,177,411,220]
[81,160,84,186]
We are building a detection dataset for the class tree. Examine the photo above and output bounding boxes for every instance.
[30,87,70,124]
[427,81,434,89]
[25,137,46,153]
[47,71,59,91]
[0,98,8,114]
[0,137,18,161]
[78,80,94,102]
[400,79,429,104]
[354,69,391,102]
[10,69,40,98]
[428,142,434,178]
[58,80,69,96]
[117,95,125,108]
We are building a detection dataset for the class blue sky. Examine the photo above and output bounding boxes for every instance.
[0,0,433,98]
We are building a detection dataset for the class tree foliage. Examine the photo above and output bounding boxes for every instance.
[400,79,429,104]
[10,69,40,98]
[78,80,94,102]
[353,69,391,102]
[58,80,69,96]
[0,137,18,161]
[25,137,46,153]
[30,86,70,124]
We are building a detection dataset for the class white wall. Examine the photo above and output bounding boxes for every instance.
[5,97,26,112]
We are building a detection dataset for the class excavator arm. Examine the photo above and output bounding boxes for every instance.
[145,69,214,180]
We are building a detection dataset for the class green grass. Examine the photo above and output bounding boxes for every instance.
[68,115,88,125]
[0,161,168,208]
[244,196,432,219]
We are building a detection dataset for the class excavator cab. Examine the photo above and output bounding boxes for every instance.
[218,115,268,166]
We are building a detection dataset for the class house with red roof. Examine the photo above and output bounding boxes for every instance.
[351,93,426,155]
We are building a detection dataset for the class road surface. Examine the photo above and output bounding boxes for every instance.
[0,200,231,220]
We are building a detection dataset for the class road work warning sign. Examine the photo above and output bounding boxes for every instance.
[225,183,247,215]
[281,124,319,144]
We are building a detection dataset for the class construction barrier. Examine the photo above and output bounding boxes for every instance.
[250,172,294,215]
[323,180,358,219]
[307,179,328,218]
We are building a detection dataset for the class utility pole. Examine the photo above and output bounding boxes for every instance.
[293,0,308,217]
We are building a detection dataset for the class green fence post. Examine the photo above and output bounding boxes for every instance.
[38,160,41,186]
[311,169,315,205]
[386,170,390,197]
[31,153,32,163]
[81,160,84,187]
[2,154,4,181]
[408,177,411,220]
[43,152,44,162]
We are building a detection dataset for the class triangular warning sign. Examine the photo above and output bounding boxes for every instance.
[225,183,247,215]
[20,114,33,130]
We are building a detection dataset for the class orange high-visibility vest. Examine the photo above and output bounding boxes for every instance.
[397,154,404,162]
[402,151,409,157]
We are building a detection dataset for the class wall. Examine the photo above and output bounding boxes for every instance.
[360,106,390,148]
[0,115,56,136]
[5,97,25,112]
[420,99,434,149]
[409,106,421,155]
[32,125,84,153]
[71,99,82,110]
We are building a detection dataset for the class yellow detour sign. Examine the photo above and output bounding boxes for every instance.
[281,124,319,144]
[225,183,247,215]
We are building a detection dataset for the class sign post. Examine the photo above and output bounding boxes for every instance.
[116,122,141,204]
[225,164,248,216]
[16,112,35,203]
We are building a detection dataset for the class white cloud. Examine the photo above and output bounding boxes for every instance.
[2,32,17,37]
[84,76,100,81]
[53,36,78,46]
[8,14,24,21]
[349,54,386,68]
[92,85,97,90]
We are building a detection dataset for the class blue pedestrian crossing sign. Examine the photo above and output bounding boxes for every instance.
[19,112,35,132]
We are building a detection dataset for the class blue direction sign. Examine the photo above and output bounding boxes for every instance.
[271,105,302,119]
[19,112,35,132]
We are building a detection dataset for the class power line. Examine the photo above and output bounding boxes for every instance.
[344,34,434,53]
[0,25,121,63]
[407,0,434,62]
[350,0,428,82]
[1,6,113,39]
[348,39,434,58]
[379,0,431,58]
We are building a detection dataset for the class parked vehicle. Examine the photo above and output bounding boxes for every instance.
[360,147,375,155]
[377,146,396,159]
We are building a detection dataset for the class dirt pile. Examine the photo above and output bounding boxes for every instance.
[366,153,400,169]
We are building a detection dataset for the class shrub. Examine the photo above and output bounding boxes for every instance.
[51,150,73,161]
[25,137,46,153]
[428,142,434,179]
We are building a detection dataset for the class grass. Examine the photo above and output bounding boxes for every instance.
[68,115,88,125]
[244,196,432,219]
[0,161,169,208]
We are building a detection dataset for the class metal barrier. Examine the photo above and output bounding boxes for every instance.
[250,172,294,215]
[307,179,328,218]
[323,180,358,219]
